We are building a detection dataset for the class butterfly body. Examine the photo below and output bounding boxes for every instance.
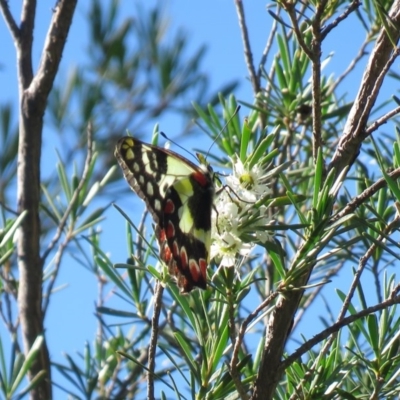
[115,136,214,293]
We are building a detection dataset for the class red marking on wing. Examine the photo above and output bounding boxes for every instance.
[166,220,175,238]
[154,214,208,293]
[180,246,188,269]
[164,199,175,214]
[157,228,166,242]
[191,171,209,187]
[198,258,207,281]
[172,241,179,257]
[188,260,201,281]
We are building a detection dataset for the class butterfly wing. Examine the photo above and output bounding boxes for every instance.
[115,136,214,293]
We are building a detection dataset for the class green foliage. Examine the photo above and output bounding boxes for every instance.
[2,0,400,399]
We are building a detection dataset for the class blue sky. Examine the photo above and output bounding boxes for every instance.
[0,0,394,397]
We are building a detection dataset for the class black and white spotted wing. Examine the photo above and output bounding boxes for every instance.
[115,136,215,293]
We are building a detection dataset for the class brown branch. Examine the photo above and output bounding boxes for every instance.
[310,0,325,165]
[282,287,400,370]
[234,0,260,94]
[29,0,78,101]
[0,0,20,40]
[41,125,94,265]
[365,105,400,136]
[291,216,400,395]
[332,167,400,222]
[147,281,163,400]
[329,0,400,175]
[18,0,36,87]
[14,1,78,399]
[232,290,279,374]
[321,0,361,40]
[328,37,370,96]
[283,2,313,60]
[228,286,256,400]
[257,11,279,81]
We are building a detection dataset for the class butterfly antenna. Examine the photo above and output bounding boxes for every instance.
[160,131,198,162]
[161,105,241,162]
[206,105,241,158]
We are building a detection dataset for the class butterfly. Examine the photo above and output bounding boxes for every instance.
[115,136,215,293]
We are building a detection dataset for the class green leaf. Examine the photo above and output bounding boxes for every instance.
[10,336,44,395]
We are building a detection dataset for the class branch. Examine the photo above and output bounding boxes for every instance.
[0,0,20,41]
[365,105,400,136]
[234,0,260,94]
[233,290,279,365]
[231,291,280,400]
[282,288,400,370]
[321,0,361,40]
[147,281,163,400]
[257,11,279,81]
[18,0,37,87]
[283,2,313,60]
[14,1,78,398]
[310,0,326,164]
[290,216,400,395]
[329,0,400,175]
[331,167,400,222]
[42,125,94,264]
[29,0,78,101]
[328,37,369,96]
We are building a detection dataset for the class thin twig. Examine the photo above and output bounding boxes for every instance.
[231,290,280,374]
[42,237,68,314]
[234,0,260,94]
[282,286,400,370]
[42,125,94,263]
[227,288,249,400]
[0,0,20,41]
[365,105,400,136]
[147,280,163,400]
[292,262,344,331]
[321,0,361,40]
[337,217,400,324]
[283,2,313,60]
[328,37,370,96]
[0,200,18,215]
[331,167,400,222]
[358,48,400,140]
[311,5,324,165]
[257,11,279,81]
[290,216,400,396]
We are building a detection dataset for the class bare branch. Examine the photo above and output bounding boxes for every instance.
[321,0,361,40]
[290,216,400,395]
[365,105,400,135]
[0,0,20,40]
[282,288,400,370]
[332,167,400,222]
[283,2,313,60]
[14,1,78,398]
[28,0,78,100]
[42,125,94,264]
[329,0,400,175]
[147,281,163,400]
[232,290,279,389]
[257,9,279,81]
[234,0,260,94]
[328,37,370,96]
